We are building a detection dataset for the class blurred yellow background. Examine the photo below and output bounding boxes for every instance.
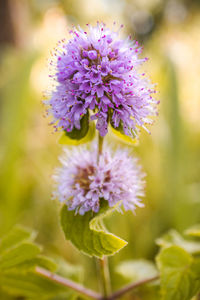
[0,0,200,298]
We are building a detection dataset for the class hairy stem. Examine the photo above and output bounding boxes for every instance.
[35,266,102,300]
[97,256,111,298]
[98,133,104,159]
[107,275,159,299]
[96,133,111,298]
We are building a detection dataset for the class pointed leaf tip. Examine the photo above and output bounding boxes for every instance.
[60,202,127,258]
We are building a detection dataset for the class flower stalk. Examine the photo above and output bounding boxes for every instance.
[98,133,104,158]
[96,133,111,298]
[97,256,111,298]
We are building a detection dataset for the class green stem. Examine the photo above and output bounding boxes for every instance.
[97,256,111,298]
[96,133,111,298]
[98,133,104,159]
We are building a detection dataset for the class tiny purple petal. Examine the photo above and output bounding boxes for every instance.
[88,50,98,60]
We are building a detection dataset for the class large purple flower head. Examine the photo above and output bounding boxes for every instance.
[46,22,158,137]
[53,145,145,215]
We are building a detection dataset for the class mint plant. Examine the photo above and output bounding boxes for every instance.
[1,22,200,300]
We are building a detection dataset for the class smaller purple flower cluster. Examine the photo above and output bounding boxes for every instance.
[46,22,158,138]
[53,145,145,215]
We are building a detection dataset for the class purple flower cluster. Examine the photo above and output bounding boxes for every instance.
[46,22,158,137]
[53,145,145,215]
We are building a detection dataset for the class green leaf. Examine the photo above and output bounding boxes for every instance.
[111,126,138,145]
[60,201,127,258]
[111,119,124,134]
[0,225,36,253]
[59,112,91,144]
[0,242,41,270]
[116,259,158,282]
[156,246,200,300]
[156,229,200,254]
[0,226,80,299]
[0,271,74,299]
[185,225,200,238]
[0,226,58,273]
[65,113,89,140]
[30,256,57,272]
[12,255,58,273]
[59,121,95,145]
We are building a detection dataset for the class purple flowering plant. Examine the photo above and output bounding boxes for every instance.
[41,22,168,300]
[1,18,200,300]
[2,21,200,300]
[43,22,159,298]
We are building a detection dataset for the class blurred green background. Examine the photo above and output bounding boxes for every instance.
[0,0,200,298]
